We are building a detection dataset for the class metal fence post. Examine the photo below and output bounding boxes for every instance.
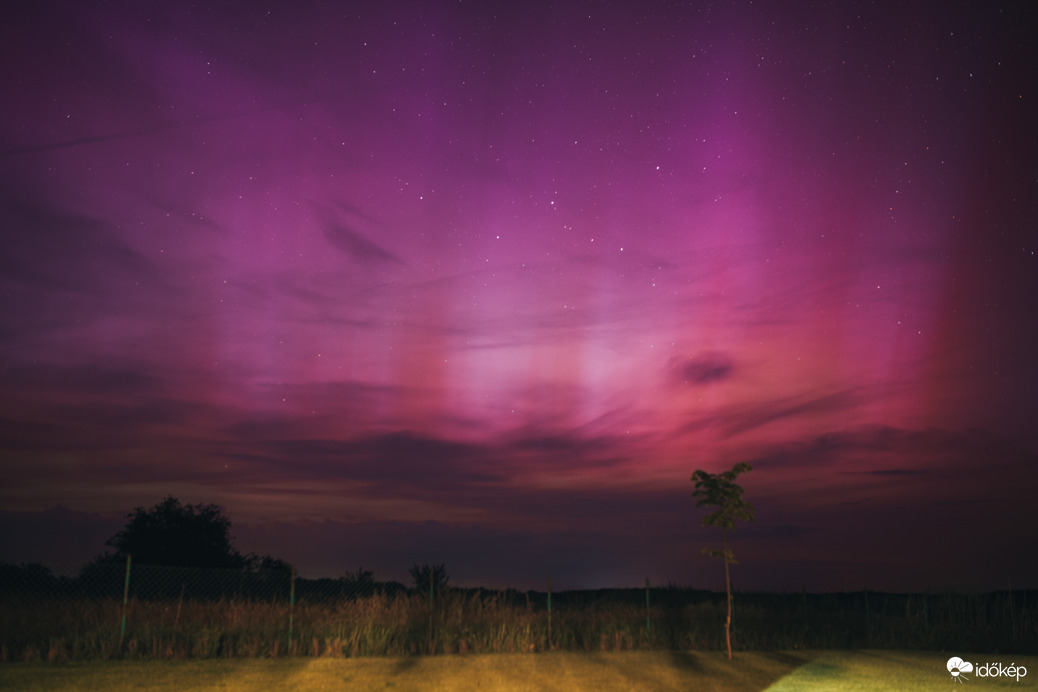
[645,578,651,634]
[428,569,434,654]
[864,588,871,643]
[288,564,296,653]
[547,573,552,649]
[175,583,185,628]
[119,554,131,647]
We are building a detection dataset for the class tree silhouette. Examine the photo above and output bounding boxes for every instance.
[343,566,376,597]
[105,496,246,568]
[691,462,755,660]
[408,563,449,596]
[245,554,293,573]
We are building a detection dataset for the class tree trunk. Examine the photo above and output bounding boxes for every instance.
[724,534,732,660]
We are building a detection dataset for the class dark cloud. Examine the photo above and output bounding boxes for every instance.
[0,418,77,451]
[0,193,149,294]
[1,360,164,397]
[181,430,507,500]
[675,389,863,439]
[852,468,925,476]
[0,506,123,571]
[323,221,402,265]
[746,425,1038,476]
[236,515,699,590]
[670,352,734,386]
[501,430,626,462]
[722,390,862,438]
[0,192,170,353]
[315,202,403,265]
[216,428,642,504]
[0,357,215,436]
[258,432,497,486]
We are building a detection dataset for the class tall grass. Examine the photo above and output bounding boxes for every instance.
[1,588,1033,662]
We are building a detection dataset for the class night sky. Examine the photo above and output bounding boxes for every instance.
[2,0,1036,593]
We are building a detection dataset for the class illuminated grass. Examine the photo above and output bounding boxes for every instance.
[1,651,1033,691]
[0,651,797,691]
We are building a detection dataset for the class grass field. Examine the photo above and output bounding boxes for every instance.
[1,651,1033,691]
[4,587,1032,660]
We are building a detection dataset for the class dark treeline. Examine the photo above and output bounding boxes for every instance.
[2,560,1034,612]
[0,560,407,601]
[2,560,1033,629]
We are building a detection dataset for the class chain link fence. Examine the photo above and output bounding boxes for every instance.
[0,559,410,661]
[1,560,1033,661]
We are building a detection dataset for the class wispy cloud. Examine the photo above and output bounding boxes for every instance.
[669,352,735,386]
[314,203,404,266]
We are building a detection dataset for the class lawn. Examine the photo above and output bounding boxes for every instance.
[2,650,1032,691]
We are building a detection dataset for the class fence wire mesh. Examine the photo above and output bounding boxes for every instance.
[0,560,1033,661]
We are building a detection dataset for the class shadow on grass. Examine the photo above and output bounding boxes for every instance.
[392,656,420,675]
[645,650,821,692]
[666,650,706,672]
[758,651,814,667]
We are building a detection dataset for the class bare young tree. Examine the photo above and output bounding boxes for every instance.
[691,462,755,660]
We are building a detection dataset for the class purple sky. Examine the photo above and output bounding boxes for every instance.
[2,1,1036,592]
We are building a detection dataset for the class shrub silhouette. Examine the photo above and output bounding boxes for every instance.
[409,563,449,596]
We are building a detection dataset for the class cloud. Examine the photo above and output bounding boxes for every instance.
[0,506,123,569]
[0,193,151,295]
[675,389,864,441]
[253,432,499,487]
[854,468,924,476]
[745,424,1038,476]
[314,203,403,265]
[2,360,164,397]
[323,221,402,264]
[721,390,862,438]
[670,352,734,386]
